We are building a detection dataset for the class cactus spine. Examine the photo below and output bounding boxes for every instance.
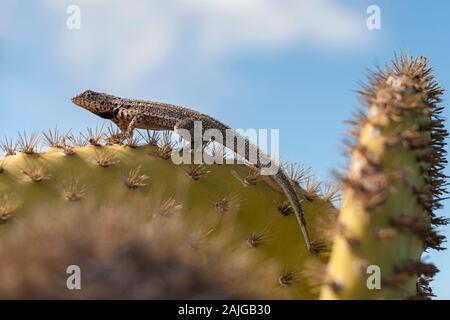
[320,55,448,299]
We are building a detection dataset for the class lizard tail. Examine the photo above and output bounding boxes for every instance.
[223,129,312,253]
[273,170,312,253]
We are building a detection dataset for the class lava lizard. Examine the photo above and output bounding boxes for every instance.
[71,90,312,252]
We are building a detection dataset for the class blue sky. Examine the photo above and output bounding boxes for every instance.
[1,0,449,298]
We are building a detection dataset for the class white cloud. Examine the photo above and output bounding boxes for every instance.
[41,0,367,85]
[181,0,366,54]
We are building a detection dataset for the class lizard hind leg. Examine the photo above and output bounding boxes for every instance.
[123,114,144,146]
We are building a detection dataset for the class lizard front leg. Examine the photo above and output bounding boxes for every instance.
[124,114,145,144]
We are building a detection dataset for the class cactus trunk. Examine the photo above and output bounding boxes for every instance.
[320,55,447,299]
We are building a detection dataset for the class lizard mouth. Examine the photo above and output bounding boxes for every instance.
[71,96,81,106]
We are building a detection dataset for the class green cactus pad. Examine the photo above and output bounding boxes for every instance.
[0,133,337,299]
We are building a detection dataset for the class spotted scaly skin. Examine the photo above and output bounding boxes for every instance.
[71,90,312,252]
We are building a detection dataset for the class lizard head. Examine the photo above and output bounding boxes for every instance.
[71,90,115,119]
